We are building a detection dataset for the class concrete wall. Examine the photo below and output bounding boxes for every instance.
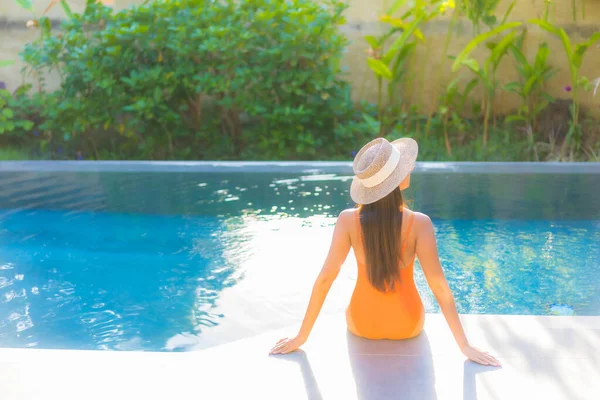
[1,0,600,115]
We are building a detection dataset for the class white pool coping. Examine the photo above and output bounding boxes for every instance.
[1,313,599,400]
[0,161,599,174]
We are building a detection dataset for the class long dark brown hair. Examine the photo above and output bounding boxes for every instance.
[358,187,404,292]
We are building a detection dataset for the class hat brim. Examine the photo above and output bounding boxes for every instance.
[350,138,418,205]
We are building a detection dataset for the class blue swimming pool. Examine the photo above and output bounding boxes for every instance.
[1,164,599,351]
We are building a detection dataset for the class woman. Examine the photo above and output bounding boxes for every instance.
[269,138,500,367]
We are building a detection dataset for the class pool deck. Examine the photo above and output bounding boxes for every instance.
[1,313,599,400]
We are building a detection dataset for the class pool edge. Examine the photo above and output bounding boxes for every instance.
[0,160,599,174]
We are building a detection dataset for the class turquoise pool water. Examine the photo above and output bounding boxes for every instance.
[0,169,599,351]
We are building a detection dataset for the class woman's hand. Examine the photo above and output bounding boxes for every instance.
[462,344,501,367]
[269,335,306,355]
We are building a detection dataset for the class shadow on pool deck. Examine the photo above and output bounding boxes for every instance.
[462,360,500,400]
[281,350,324,400]
[346,331,438,400]
[282,330,504,400]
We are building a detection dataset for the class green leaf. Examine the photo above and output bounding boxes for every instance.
[413,28,425,42]
[529,19,574,78]
[459,78,479,111]
[533,43,550,71]
[15,0,34,12]
[382,14,425,65]
[523,74,540,95]
[543,68,558,82]
[362,113,379,127]
[501,1,517,25]
[452,22,522,72]
[445,77,461,93]
[0,60,15,68]
[367,58,393,80]
[528,19,561,37]
[482,15,497,28]
[2,108,14,118]
[380,15,407,29]
[154,87,162,102]
[503,82,522,93]
[376,28,402,48]
[459,58,481,74]
[390,41,416,80]
[60,0,75,21]
[364,35,379,49]
[508,44,528,67]
[572,32,600,69]
[490,31,518,68]
[386,0,409,16]
[557,28,574,63]
[40,17,52,39]
[463,78,479,98]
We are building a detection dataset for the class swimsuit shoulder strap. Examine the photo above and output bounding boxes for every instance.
[401,211,415,253]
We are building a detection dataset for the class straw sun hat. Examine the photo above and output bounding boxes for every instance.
[350,137,418,205]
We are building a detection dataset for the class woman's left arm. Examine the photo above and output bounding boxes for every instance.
[269,210,352,355]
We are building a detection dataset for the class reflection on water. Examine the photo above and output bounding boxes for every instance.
[0,211,244,351]
[423,219,600,316]
[0,170,599,351]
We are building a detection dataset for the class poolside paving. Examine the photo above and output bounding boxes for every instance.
[1,313,599,400]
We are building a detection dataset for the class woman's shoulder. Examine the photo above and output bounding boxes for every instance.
[404,209,433,233]
[336,208,359,229]
[338,208,359,221]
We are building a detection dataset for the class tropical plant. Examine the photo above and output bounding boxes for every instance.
[504,31,558,130]
[425,1,459,135]
[452,22,522,148]
[365,0,432,134]
[437,77,478,155]
[425,0,515,135]
[529,19,600,151]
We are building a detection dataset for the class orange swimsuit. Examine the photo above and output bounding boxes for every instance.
[346,210,425,340]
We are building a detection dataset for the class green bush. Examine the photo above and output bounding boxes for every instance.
[18,0,352,160]
[0,88,34,136]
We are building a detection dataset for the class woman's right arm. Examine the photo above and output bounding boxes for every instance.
[415,213,501,367]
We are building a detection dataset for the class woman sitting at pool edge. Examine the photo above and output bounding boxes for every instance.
[269,137,500,367]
